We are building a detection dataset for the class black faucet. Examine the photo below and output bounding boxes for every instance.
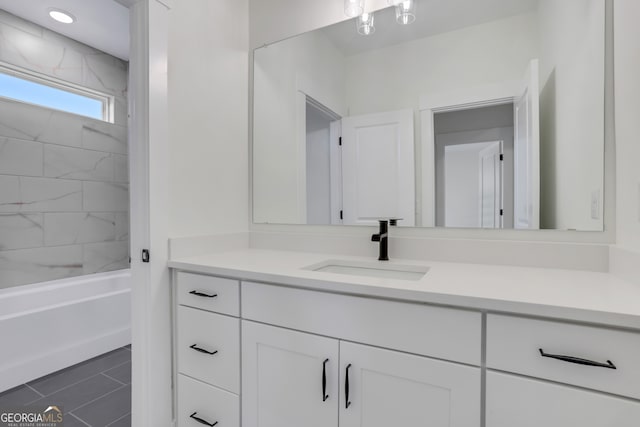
[371,220,389,261]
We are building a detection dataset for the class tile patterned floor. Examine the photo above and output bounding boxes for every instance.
[0,346,131,426]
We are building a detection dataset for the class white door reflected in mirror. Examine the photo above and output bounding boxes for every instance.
[341,109,415,226]
[442,141,504,229]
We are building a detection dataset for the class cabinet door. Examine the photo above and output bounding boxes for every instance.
[242,321,339,427]
[339,342,480,427]
[487,371,640,427]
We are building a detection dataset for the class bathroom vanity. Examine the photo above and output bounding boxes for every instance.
[169,249,640,427]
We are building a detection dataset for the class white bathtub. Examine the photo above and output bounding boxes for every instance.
[0,270,131,392]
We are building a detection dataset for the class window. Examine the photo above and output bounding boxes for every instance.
[0,64,113,122]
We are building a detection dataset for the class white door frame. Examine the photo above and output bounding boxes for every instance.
[128,1,172,426]
[513,59,541,230]
[295,91,308,223]
[419,81,518,227]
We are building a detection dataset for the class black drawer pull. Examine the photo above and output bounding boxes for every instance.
[539,349,616,369]
[189,412,218,426]
[345,363,352,409]
[189,290,218,298]
[322,358,329,402]
[190,344,218,356]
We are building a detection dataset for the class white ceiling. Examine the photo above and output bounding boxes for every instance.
[0,0,130,61]
[322,0,539,56]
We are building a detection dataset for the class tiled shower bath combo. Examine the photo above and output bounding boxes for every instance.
[0,9,132,425]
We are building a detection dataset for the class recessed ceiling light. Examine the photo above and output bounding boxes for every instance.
[48,9,75,24]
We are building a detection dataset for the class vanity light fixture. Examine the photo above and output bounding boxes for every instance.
[396,0,416,25]
[48,9,75,24]
[345,0,365,18]
[357,12,375,36]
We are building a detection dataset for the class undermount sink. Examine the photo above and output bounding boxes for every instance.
[303,259,429,281]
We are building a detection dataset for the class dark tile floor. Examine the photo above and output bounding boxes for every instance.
[0,346,131,426]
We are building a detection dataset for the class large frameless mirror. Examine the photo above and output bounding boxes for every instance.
[252,0,607,231]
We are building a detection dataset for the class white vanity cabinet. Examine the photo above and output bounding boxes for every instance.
[171,268,640,427]
[242,321,481,427]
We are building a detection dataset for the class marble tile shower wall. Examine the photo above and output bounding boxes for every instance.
[0,10,130,289]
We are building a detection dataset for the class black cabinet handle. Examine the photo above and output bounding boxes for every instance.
[539,349,616,369]
[322,358,329,402]
[190,344,218,356]
[189,412,218,426]
[345,364,352,409]
[189,290,218,298]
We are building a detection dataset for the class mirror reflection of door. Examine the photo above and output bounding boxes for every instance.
[304,103,415,227]
[432,59,540,230]
[341,109,415,227]
[435,104,514,229]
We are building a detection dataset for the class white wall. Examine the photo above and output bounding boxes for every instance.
[249,0,387,49]
[168,0,249,238]
[614,0,640,253]
[253,30,345,224]
[345,13,538,117]
[538,0,605,231]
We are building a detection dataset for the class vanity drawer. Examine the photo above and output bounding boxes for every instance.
[242,281,482,365]
[176,272,239,316]
[178,374,239,427]
[486,371,640,427]
[486,314,640,399]
[177,306,240,393]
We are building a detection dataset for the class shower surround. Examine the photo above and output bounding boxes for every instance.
[0,10,130,289]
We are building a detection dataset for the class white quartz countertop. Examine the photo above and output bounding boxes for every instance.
[168,249,640,329]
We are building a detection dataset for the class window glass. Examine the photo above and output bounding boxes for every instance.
[0,71,107,121]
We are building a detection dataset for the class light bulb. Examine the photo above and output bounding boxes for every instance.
[395,0,416,25]
[357,12,375,36]
[345,0,364,18]
[49,10,75,24]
